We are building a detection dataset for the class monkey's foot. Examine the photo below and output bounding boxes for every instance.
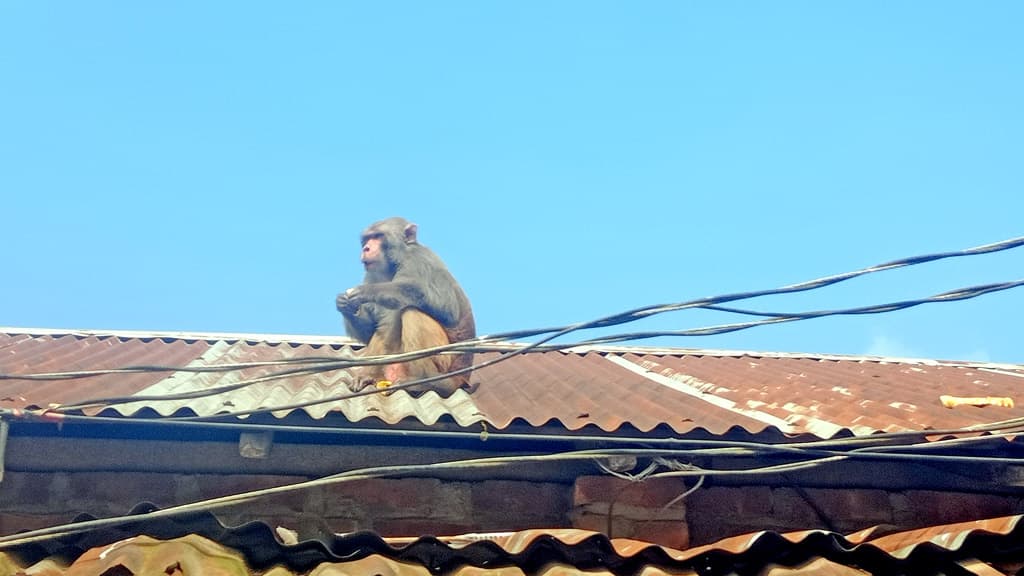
[346,375,374,393]
[346,372,396,396]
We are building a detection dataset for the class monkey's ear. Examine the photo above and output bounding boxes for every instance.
[403,222,418,244]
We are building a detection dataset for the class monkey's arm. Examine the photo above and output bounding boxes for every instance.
[352,281,462,327]
[337,291,377,343]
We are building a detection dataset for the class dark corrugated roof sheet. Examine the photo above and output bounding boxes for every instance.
[2,328,1023,438]
[3,506,1023,575]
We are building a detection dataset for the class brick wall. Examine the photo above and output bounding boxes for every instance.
[0,472,572,540]
[684,485,1024,545]
[1,471,1020,550]
[570,476,1024,549]
[572,476,691,549]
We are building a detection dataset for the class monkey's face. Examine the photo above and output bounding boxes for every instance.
[361,236,385,268]
[361,235,396,282]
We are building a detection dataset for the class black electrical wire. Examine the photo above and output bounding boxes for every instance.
[0,356,349,381]
[3,438,1024,549]
[19,276,1024,418]
[0,448,841,547]
[1,239,1021,552]
[2,237,1022,416]
[705,280,1024,319]
[67,277,1020,420]
[484,235,1024,337]
[4,235,1021,383]
[575,279,1024,345]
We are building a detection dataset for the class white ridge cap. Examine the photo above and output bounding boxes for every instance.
[0,326,359,346]
[524,342,1024,370]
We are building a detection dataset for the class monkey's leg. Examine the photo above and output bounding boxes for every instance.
[389,309,467,396]
[347,318,400,392]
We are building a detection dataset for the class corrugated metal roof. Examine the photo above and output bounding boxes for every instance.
[3,507,1023,575]
[2,328,1023,438]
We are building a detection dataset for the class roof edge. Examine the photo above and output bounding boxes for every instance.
[0,326,358,346]
[3,326,1021,370]
[559,343,1024,370]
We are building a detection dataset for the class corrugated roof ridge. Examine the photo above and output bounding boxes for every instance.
[95,406,484,427]
[3,326,1021,370]
[476,415,789,437]
[10,504,1022,573]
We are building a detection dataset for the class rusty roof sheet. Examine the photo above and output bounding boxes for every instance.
[4,507,1024,576]
[2,328,1023,438]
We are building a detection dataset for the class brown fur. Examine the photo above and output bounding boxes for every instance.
[337,217,475,395]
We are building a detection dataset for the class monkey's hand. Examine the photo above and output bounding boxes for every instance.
[336,287,364,314]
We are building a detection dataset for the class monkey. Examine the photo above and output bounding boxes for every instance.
[336,217,476,395]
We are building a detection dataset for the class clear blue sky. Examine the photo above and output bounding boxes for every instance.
[2,3,1022,363]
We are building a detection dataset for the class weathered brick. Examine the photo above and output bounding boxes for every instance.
[193,473,306,500]
[572,511,636,538]
[685,486,773,520]
[770,487,831,529]
[193,474,311,513]
[685,486,775,546]
[801,488,893,531]
[372,519,476,538]
[431,483,474,523]
[0,512,73,537]
[471,481,570,526]
[893,491,1017,527]
[576,501,685,522]
[574,476,690,509]
[572,512,689,550]
[322,478,472,522]
[632,519,690,550]
[331,478,438,508]
[58,472,182,517]
[0,472,60,513]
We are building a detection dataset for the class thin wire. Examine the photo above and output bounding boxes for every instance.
[704,281,1024,318]
[576,279,1024,345]
[1,239,1021,416]
[0,448,796,548]
[56,366,337,411]
[17,277,1021,418]
[0,356,352,381]
[0,241,1019,550]
[117,279,1024,420]
[4,235,1021,384]
[1,441,1018,549]
[488,235,1024,335]
[21,272,1024,412]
